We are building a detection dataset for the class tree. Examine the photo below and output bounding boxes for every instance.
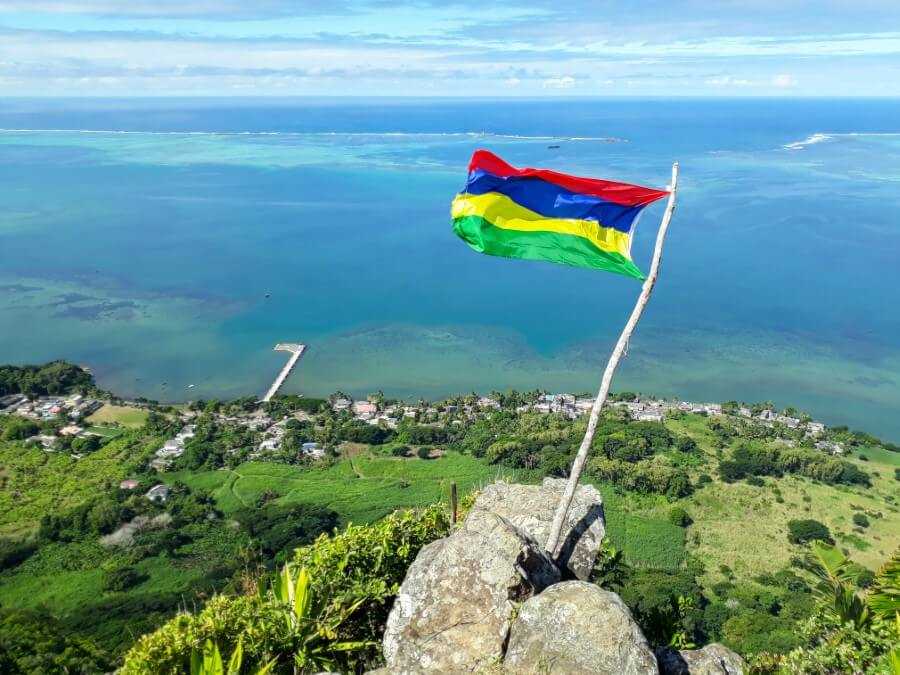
[788,519,833,545]
[416,446,431,460]
[1,418,39,441]
[853,513,870,529]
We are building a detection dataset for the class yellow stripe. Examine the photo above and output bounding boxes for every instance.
[451,192,632,258]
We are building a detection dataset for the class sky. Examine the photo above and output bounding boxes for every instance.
[1,1,899,97]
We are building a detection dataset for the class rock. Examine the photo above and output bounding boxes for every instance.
[467,478,605,579]
[504,581,658,675]
[383,512,560,674]
[656,644,746,675]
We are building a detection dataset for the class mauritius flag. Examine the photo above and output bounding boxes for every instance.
[451,150,669,280]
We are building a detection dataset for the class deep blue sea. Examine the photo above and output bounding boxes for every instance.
[1,98,898,439]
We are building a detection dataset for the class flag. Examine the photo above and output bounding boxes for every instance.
[451,149,669,280]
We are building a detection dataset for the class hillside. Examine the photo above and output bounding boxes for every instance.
[0,377,898,672]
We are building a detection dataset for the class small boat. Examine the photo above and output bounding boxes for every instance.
[547,145,560,149]
[187,384,196,389]
[265,293,271,298]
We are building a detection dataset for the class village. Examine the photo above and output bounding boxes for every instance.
[1,386,843,506]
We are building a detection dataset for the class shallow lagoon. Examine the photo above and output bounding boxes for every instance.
[1,98,898,439]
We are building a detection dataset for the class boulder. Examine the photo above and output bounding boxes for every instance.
[383,512,560,673]
[504,581,658,675]
[656,644,746,675]
[466,478,605,579]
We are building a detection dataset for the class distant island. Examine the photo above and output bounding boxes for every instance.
[0,361,897,674]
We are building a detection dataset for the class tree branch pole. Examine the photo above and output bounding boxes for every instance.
[545,161,680,557]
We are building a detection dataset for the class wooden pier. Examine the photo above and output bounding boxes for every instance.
[262,342,306,402]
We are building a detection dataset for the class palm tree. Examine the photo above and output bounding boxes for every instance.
[804,541,870,629]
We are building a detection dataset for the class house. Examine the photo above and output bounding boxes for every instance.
[59,425,83,436]
[119,479,140,490]
[332,397,352,411]
[149,457,172,472]
[805,421,826,435]
[705,404,723,416]
[815,440,845,456]
[145,484,170,503]
[258,437,281,452]
[302,442,325,459]
[775,415,800,428]
[352,401,378,417]
[738,407,753,418]
[758,410,777,422]
[636,411,664,423]
[477,397,501,410]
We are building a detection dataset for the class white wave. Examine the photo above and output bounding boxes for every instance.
[783,131,900,150]
[0,128,624,142]
[783,133,832,150]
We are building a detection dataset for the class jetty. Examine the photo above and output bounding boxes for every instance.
[262,342,306,402]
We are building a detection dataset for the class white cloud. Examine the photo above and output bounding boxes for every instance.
[503,76,521,87]
[705,75,753,86]
[542,75,574,89]
[772,73,797,87]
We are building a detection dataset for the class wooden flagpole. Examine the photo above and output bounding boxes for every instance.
[545,161,679,557]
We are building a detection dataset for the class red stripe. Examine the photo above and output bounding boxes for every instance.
[468,149,669,207]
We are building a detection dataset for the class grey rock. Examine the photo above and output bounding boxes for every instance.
[467,478,605,579]
[656,644,746,675]
[504,581,658,675]
[383,512,560,674]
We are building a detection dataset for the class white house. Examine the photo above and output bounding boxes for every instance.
[146,484,170,503]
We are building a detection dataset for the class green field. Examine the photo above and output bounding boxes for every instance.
[86,404,150,429]
[0,433,161,537]
[168,452,513,525]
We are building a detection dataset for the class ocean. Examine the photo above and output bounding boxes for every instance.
[1,97,898,439]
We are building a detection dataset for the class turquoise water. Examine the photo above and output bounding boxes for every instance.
[1,98,898,439]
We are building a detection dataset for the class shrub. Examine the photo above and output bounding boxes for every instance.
[233,503,339,562]
[852,513,870,529]
[389,444,410,457]
[0,538,38,571]
[416,446,431,460]
[697,473,713,486]
[787,519,833,545]
[668,507,693,527]
[745,475,765,487]
[102,566,146,592]
[122,503,452,673]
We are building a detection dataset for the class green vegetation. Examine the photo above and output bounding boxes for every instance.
[0,361,95,397]
[1,378,898,671]
[122,503,452,673]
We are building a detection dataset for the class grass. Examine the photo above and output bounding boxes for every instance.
[0,432,162,537]
[86,404,149,429]
[658,415,900,584]
[168,451,512,525]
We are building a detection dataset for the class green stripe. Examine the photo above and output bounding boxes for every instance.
[453,215,645,280]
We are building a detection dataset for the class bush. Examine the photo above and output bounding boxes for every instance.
[122,503,452,673]
[745,475,765,487]
[389,444,410,457]
[416,446,431,459]
[852,513,870,529]
[787,519,833,545]
[668,507,693,527]
[1,418,40,441]
[102,566,146,592]
[0,538,38,571]
[233,503,339,562]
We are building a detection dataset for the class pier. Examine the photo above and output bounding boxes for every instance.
[262,342,306,402]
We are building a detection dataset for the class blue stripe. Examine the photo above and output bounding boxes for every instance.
[465,169,644,234]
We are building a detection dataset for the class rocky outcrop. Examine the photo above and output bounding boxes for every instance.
[504,581,659,675]
[468,478,605,579]
[656,644,746,675]
[382,512,559,673]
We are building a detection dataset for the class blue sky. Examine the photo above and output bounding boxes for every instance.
[1,1,899,96]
